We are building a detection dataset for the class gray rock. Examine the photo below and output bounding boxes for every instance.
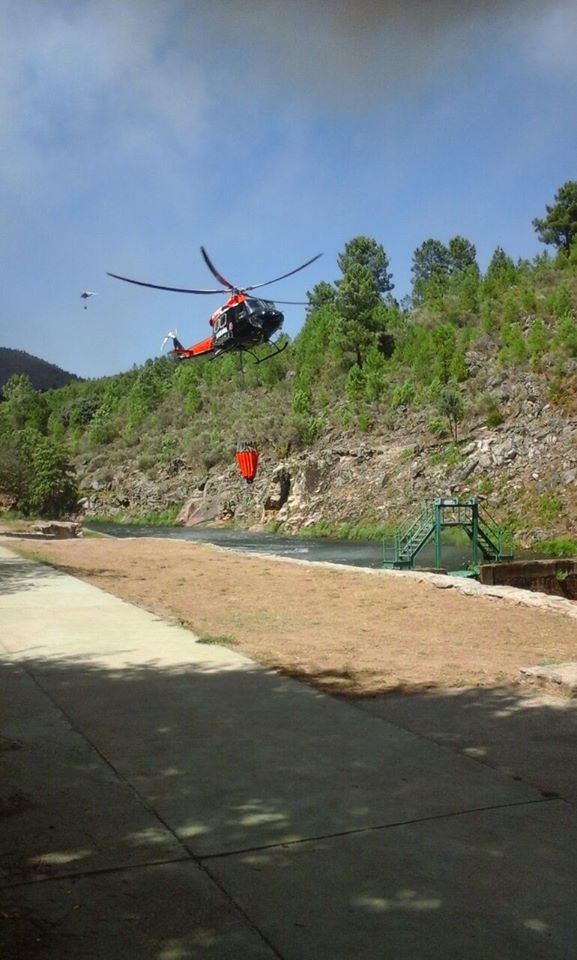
[32,521,81,538]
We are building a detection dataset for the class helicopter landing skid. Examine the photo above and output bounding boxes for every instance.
[211,338,288,363]
[251,339,289,364]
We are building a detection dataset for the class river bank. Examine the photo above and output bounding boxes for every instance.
[4,533,577,696]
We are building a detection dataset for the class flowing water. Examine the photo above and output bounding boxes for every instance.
[88,522,482,572]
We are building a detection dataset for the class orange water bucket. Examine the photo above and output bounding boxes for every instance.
[235,443,259,483]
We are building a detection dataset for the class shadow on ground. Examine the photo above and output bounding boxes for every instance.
[2,544,577,960]
[0,556,59,595]
[353,682,577,805]
[1,641,577,958]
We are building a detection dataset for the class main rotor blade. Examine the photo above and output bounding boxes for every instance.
[107,272,225,295]
[200,247,236,291]
[244,253,322,292]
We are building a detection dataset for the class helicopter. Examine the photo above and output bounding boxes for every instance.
[80,290,96,309]
[107,247,322,362]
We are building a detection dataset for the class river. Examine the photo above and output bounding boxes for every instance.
[88,522,484,572]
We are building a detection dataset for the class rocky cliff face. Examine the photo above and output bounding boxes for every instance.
[76,368,577,546]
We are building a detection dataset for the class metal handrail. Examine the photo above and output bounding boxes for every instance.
[395,504,436,561]
[383,499,514,568]
[395,503,431,543]
[477,505,513,556]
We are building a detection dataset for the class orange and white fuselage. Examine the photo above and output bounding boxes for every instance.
[170,293,283,360]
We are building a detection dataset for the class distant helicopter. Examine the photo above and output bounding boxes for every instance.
[81,290,96,309]
[107,247,321,362]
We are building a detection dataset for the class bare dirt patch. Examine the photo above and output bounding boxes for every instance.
[4,534,576,696]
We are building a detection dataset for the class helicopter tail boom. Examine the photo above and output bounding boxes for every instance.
[171,335,215,360]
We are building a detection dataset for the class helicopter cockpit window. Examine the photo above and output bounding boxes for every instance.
[245,299,271,315]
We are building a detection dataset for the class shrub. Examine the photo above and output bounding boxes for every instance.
[391,379,415,409]
[533,537,577,557]
[527,317,548,364]
[89,418,117,445]
[427,416,448,437]
[485,410,504,428]
[345,364,365,402]
[478,477,494,495]
[547,284,574,321]
[499,322,528,365]
[292,388,311,416]
[438,385,465,441]
[358,409,371,432]
[552,314,577,357]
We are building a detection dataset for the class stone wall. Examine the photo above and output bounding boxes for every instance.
[480,559,577,600]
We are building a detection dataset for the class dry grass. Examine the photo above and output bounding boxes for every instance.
[5,535,577,696]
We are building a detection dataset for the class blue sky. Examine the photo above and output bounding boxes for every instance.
[2,0,577,379]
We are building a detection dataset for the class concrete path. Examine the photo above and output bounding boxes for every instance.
[1,544,576,959]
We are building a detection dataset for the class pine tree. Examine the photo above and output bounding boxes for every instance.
[533,181,577,253]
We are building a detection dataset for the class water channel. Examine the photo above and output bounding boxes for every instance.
[88,522,485,572]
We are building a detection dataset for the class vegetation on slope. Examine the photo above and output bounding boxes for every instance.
[0,347,79,392]
[1,181,577,542]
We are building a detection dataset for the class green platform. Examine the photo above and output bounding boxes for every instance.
[383,497,514,570]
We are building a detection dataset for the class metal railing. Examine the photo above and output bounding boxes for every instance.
[383,498,514,569]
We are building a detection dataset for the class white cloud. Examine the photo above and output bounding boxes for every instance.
[0,0,207,197]
[519,0,577,78]
[3,0,574,204]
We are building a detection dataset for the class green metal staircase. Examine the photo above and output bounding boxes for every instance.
[383,497,513,570]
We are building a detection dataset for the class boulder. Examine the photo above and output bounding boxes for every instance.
[31,521,81,539]
[176,495,234,527]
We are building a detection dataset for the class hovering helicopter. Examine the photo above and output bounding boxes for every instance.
[81,290,96,309]
[107,247,321,362]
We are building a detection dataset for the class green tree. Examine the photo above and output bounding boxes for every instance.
[0,374,49,433]
[88,401,117,445]
[345,363,365,402]
[552,314,577,357]
[438,385,464,441]
[127,358,172,426]
[501,289,523,325]
[448,236,479,275]
[411,239,450,301]
[547,283,574,321]
[0,432,29,507]
[337,236,394,296]
[527,318,548,364]
[499,322,528,365]
[28,436,79,517]
[391,378,415,410]
[67,395,100,428]
[362,347,388,401]
[293,302,345,391]
[0,429,77,517]
[451,267,480,315]
[533,181,577,253]
[484,247,516,292]
[306,280,337,315]
[336,262,382,367]
[432,324,457,384]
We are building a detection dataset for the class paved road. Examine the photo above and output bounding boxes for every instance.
[1,544,577,958]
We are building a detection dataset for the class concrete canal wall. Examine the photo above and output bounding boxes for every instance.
[480,558,577,600]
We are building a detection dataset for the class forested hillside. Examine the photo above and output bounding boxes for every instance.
[0,347,79,392]
[2,182,577,550]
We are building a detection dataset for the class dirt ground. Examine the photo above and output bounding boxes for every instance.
[3,531,576,696]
